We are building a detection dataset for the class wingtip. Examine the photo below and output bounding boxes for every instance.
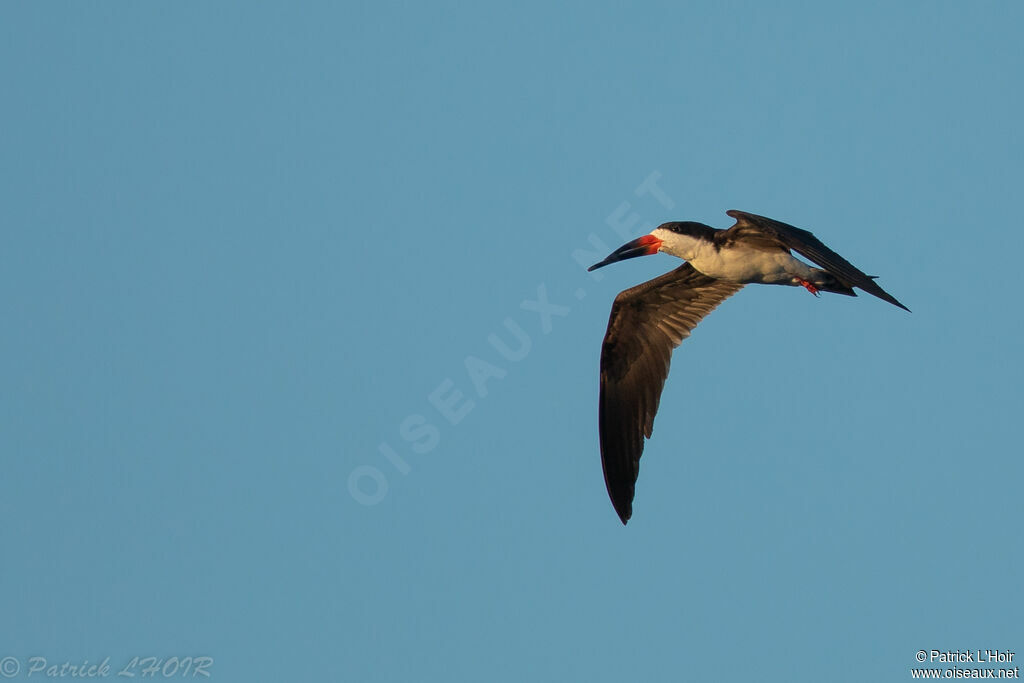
[887,296,911,313]
[613,502,632,525]
[880,296,910,312]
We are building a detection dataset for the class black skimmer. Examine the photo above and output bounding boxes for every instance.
[588,209,909,524]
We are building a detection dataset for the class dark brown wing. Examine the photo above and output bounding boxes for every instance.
[722,210,909,311]
[599,263,744,524]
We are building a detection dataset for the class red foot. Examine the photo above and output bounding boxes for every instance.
[797,278,820,296]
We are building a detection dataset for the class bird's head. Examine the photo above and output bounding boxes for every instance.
[588,222,715,271]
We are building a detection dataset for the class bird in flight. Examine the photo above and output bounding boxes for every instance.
[588,210,909,524]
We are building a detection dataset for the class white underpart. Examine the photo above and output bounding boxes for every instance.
[652,228,816,285]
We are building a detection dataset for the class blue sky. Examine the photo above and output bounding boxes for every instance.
[1,2,1022,681]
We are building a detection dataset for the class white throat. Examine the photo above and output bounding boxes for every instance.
[652,228,705,261]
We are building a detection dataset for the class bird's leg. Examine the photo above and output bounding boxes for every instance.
[796,278,820,296]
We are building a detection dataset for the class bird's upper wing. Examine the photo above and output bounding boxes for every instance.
[721,209,909,311]
[599,263,744,524]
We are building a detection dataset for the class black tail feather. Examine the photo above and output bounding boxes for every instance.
[812,270,858,297]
